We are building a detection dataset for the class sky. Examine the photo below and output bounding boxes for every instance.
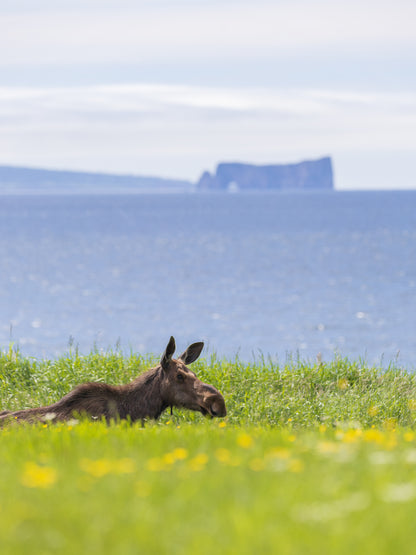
[1,0,416,189]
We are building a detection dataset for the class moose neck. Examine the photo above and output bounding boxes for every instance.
[125,366,168,420]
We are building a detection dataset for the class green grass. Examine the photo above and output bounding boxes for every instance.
[2,346,416,554]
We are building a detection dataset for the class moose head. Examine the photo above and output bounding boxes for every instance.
[158,336,227,418]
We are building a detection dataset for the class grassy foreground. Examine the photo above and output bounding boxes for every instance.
[2,347,416,554]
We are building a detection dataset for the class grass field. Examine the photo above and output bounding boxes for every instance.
[2,346,416,554]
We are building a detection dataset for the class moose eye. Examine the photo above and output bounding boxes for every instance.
[176,373,185,383]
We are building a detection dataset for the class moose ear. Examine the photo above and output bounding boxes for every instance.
[161,336,176,371]
[178,342,204,365]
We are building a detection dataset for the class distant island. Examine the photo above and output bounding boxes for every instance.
[196,157,333,192]
[0,156,333,194]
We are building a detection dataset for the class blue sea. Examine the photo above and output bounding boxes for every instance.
[0,191,415,367]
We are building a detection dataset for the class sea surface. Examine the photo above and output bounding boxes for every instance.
[0,191,415,368]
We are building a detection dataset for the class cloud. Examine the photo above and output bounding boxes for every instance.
[2,82,415,116]
[2,1,416,66]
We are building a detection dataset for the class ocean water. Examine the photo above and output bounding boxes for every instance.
[0,191,415,367]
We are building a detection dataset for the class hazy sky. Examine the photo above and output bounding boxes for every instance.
[1,0,415,189]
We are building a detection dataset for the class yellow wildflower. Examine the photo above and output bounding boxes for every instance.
[192,453,209,465]
[237,433,254,449]
[79,458,135,476]
[21,462,57,489]
[338,378,349,391]
[215,448,231,464]
[171,448,188,461]
[188,453,209,471]
[162,453,177,465]
[363,429,385,445]
[161,448,188,465]
[338,429,362,443]
[79,458,113,478]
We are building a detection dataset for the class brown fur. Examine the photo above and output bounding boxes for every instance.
[0,337,226,424]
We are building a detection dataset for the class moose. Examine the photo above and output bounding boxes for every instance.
[0,337,227,424]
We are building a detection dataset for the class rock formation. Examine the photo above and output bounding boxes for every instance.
[196,157,334,191]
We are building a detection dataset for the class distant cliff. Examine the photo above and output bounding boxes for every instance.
[196,157,334,191]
